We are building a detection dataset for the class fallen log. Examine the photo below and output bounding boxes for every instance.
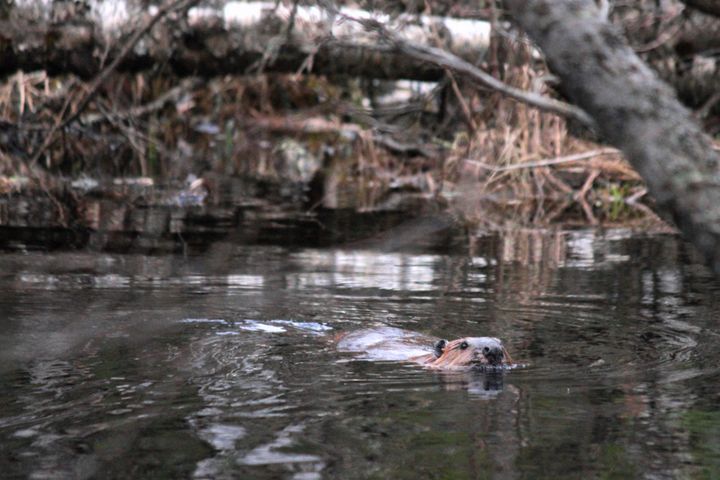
[0,1,491,80]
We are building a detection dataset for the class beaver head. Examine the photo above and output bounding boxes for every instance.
[427,337,509,369]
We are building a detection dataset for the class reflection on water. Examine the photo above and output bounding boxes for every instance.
[0,228,719,478]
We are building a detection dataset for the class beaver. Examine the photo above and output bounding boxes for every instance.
[336,326,512,370]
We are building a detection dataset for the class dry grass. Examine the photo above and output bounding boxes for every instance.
[0,29,658,229]
[439,36,654,228]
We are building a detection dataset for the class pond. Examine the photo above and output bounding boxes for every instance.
[1,219,719,479]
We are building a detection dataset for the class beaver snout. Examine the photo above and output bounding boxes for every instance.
[480,346,504,366]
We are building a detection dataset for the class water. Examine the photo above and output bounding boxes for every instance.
[1,227,719,479]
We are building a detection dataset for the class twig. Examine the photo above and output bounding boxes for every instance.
[284,0,300,41]
[395,39,595,127]
[81,78,202,125]
[634,20,683,53]
[447,71,477,133]
[252,0,302,74]
[96,101,172,158]
[625,198,662,220]
[625,187,647,205]
[543,198,572,223]
[374,134,439,158]
[29,0,199,166]
[539,166,573,194]
[575,169,600,200]
[463,148,619,172]
[248,114,362,135]
[632,6,685,54]
[575,169,600,225]
[696,91,720,120]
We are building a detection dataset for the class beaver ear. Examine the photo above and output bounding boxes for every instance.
[433,339,448,358]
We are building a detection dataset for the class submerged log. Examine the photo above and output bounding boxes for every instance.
[506,0,720,276]
[0,1,490,80]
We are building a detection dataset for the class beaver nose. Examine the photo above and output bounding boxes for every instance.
[482,346,504,365]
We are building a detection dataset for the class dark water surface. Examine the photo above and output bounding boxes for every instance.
[1,227,719,479]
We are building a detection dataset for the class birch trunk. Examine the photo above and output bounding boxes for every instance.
[0,1,490,80]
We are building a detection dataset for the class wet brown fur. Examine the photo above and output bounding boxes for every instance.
[412,338,513,369]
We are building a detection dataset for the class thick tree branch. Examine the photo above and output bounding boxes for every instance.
[506,0,720,276]
[333,11,595,128]
[386,35,595,128]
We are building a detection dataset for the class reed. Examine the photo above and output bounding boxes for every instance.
[441,35,651,227]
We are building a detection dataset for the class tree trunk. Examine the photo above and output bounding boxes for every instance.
[613,4,720,110]
[0,1,490,80]
[506,0,720,276]
[680,0,720,17]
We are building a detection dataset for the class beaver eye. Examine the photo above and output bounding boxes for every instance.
[460,341,469,350]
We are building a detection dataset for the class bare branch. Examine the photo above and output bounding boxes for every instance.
[339,13,596,128]
[462,148,619,172]
[29,0,200,166]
